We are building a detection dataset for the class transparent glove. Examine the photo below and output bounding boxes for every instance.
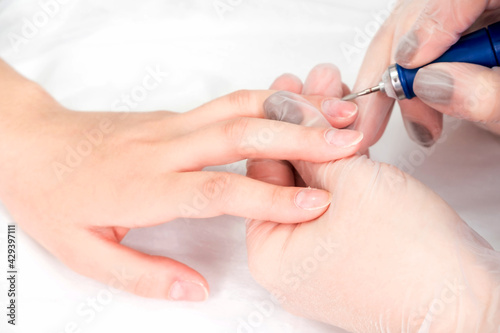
[353,0,500,150]
[246,65,500,333]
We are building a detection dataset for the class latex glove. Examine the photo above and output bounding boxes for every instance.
[246,65,500,332]
[0,60,363,301]
[353,0,500,150]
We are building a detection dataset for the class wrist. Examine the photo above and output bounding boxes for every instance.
[0,58,62,124]
[0,81,63,132]
[0,79,63,175]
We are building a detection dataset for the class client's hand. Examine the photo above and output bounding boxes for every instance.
[0,60,362,301]
[246,65,500,332]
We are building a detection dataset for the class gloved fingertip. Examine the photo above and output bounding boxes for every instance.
[264,91,305,125]
[414,68,454,105]
[405,121,436,147]
[395,30,419,67]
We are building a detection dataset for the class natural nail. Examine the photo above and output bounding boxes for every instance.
[322,100,358,118]
[406,121,435,147]
[324,129,363,148]
[395,30,419,66]
[414,68,455,104]
[295,188,331,210]
[169,281,208,302]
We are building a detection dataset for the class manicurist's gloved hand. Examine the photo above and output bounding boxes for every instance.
[246,64,500,333]
[0,59,362,301]
[353,0,500,150]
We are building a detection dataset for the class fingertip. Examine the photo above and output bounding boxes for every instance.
[294,188,332,211]
[77,237,210,301]
[324,128,364,149]
[413,66,455,105]
[399,98,443,148]
[322,99,358,122]
[303,63,343,97]
[168,280,209,302]
[394,30,419,68]
[270,73,303,93]
[403,121,436,148]
[226,182,331,223]
[161,264,209,301]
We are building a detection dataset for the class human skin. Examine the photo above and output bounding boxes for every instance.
[246,65,500,333]
[0,59,362,301]
[352,0,500,150]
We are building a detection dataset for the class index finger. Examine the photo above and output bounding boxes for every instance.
[179,90,328,134]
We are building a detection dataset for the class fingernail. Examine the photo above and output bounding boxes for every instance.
[405,121,435,147]
[295,188,331,210]
[322,100,358,118]
[169,281,208,302]
[395,31,419,66]
[414,68,454,104]
[324,129,364,148]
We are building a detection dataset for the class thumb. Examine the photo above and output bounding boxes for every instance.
[395,0,492,68]
[413,62,500,123]
[65,234,209,301]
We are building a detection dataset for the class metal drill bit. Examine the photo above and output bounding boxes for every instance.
[342,85,382,101]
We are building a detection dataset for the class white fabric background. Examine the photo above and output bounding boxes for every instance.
[0,1,498,332]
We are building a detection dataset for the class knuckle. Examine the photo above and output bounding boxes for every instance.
[450,7,477,34]
[228,89,257,113]
[221,117,252,149]
[202,173,232,203]
[418,5,459,44]
[131,272,157,297]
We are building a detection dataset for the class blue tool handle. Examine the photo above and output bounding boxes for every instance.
[398,21,500,99]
